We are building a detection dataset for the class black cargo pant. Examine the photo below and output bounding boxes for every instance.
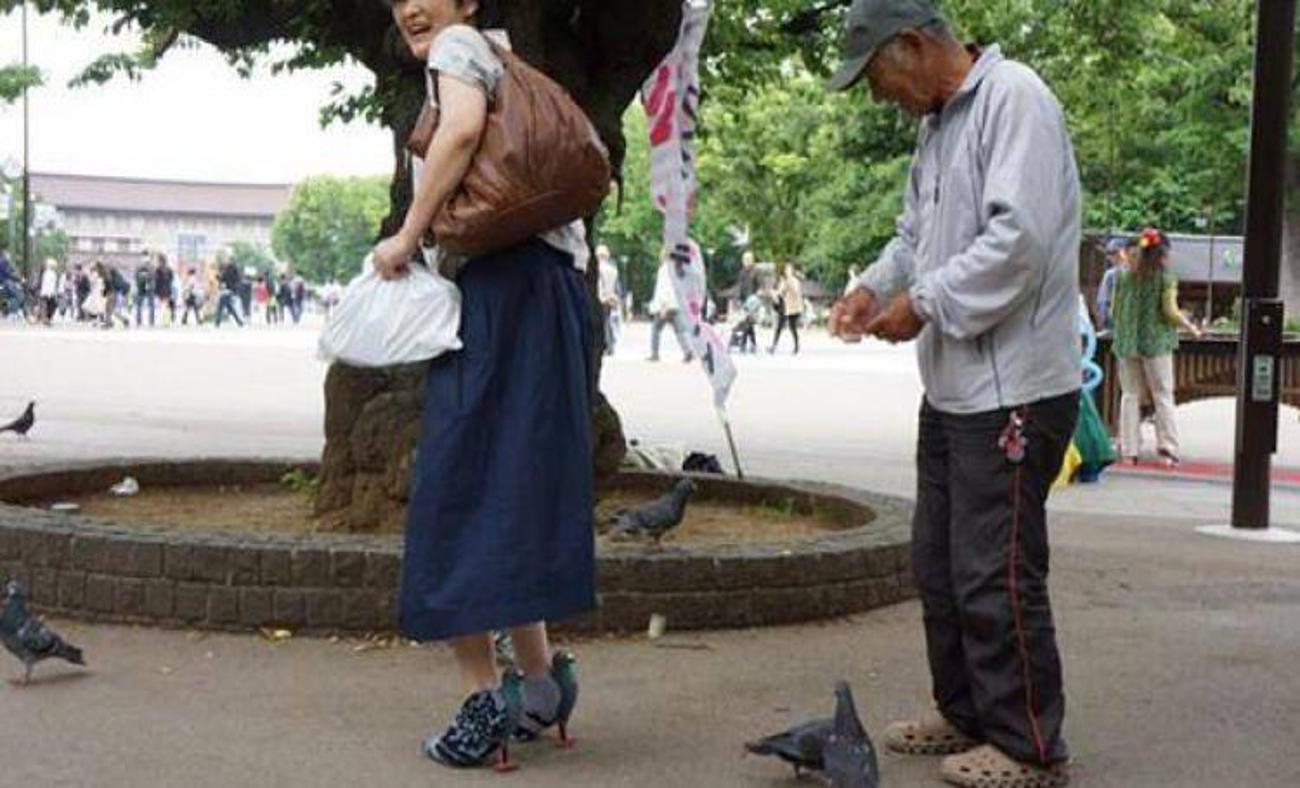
[913,391,1078,766]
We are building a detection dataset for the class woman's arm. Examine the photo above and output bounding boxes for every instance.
[1163,286,1202,337]
[373,74,489,280]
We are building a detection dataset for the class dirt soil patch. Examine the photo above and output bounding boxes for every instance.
[47,483,322,536]
[594,491,844,548]
[37,485,848,547]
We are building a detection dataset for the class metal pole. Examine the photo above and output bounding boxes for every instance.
[21,0,33,283]
[717,407,744,480]
[1231,0,1295,530]
[1201,210,1211,323]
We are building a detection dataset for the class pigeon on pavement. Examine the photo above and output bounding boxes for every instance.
[610,478,695,545]
[0,401,34,439]
[745,715,835,778]
[822,681,880,788]
[1,581,85,685]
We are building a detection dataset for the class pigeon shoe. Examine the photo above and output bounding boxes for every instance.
[883,709,979,756]
[423,688,521,771]
[509,651,580,748]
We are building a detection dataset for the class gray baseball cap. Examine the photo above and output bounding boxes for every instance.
[827,0,945,92]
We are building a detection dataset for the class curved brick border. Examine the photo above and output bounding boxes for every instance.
[0,460,915,635]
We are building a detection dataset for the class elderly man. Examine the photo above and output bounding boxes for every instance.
[829,2,1081,786]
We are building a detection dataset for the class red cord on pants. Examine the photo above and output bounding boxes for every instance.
[1007,409,1048,764]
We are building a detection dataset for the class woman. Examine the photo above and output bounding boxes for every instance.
[374,0,594,770]
[1110,228,1201,466]
[83,263,107,326]
[253,276,270,324]
[181,268,205,326]
[39,258,61,325]
[769,263,805,354]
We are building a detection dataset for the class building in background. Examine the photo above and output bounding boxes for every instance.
[28,172,291,271]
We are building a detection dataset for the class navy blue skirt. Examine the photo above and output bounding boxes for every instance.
[399,240,596,642]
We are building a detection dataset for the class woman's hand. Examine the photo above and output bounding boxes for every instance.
[373,232,419,281]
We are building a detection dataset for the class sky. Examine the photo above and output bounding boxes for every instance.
[0,8,394,185]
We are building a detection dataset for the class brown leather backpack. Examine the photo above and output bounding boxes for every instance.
[406,39,611,258]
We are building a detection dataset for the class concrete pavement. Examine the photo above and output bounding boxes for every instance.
[2,321,1299,787]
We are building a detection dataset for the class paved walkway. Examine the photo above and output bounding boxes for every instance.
[2,323,1299,786]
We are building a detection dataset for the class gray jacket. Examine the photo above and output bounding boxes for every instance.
[857,46,1081,415]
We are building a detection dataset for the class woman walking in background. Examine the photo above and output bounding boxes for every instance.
[769,263,804,354]
[1110,228,1201,467]
[374,0,595,772]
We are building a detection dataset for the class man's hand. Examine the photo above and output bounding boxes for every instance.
[864,292,925,343]
[829,289,878,343]
[372,232,419,281]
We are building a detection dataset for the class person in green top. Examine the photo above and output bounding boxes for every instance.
[1110,228,1202,466]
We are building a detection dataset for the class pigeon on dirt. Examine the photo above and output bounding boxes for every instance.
[745,714,835,778]
[822,682,880,788]
[1,581,85,685]
[0,401,34,439]
[610,478,695,545]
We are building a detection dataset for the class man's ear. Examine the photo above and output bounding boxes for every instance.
[892,28,928,62]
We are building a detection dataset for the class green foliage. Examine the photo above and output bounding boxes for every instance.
[228,240,277,274]
[595,108,742,307]
[0,64,42,104]
[599,0,1263,294]
[280,468,320,504]
[271,175,388,283]
[0,176,68,273]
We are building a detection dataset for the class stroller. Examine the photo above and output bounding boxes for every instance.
[728,294,762,354]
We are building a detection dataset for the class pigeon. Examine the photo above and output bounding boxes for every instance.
[0,401,34,440]
[503,650,581,749]
[551,650,580,748]
[745,715,836,778]
[745,682,878,786]
[610,478,695,544]
[1,581,85,685]
[822,682,880,788]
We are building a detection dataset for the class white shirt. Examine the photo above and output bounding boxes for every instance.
[39,268,59,297]
[597,259,620,305]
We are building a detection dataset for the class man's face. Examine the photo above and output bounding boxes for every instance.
[864,31,938,117]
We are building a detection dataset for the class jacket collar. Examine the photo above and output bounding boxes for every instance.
[930,44,1004,122]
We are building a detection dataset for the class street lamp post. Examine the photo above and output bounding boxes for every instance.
[21,0,34,283]
[1229,0,1296,531]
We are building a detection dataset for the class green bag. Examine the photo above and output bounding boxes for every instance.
[1073,392,1115,478]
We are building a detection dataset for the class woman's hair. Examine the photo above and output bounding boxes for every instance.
[1134,227,1170,279]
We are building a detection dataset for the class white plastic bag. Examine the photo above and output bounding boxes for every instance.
[317,255,462,367]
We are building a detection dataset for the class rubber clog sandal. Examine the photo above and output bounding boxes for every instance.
[939,744,1069,787]
[883,709,979,756]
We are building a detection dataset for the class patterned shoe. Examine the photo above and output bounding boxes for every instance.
[423,688,521,771]
[509,651,580,748]
[883,709,980,755]
[939,744,1069,787]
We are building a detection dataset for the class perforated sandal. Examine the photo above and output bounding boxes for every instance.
[940,744,1069,787]
[883,710,979,755]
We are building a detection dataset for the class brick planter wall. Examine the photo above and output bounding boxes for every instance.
[0,461,914,635]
